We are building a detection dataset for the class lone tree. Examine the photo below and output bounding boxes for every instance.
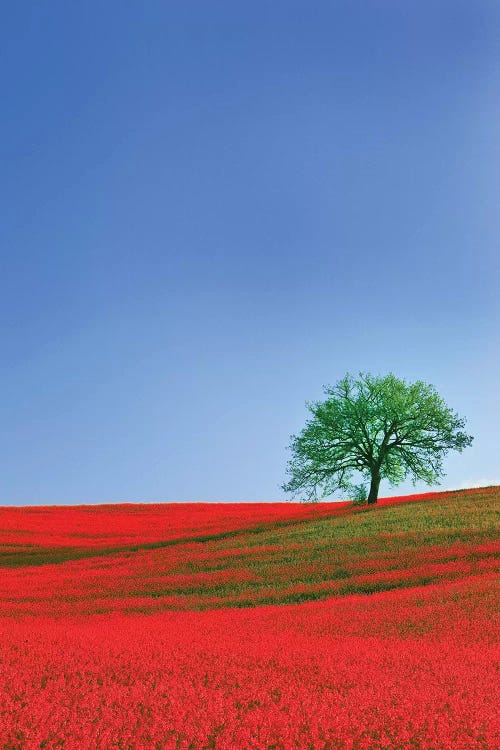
[282,372,473,505]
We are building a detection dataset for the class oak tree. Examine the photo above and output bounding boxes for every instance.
[282,373,473,504]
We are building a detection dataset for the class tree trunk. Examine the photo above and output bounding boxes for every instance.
[367,472,380,504]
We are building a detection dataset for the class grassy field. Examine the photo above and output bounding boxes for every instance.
[0,487,498,748]
[0,486,498,615]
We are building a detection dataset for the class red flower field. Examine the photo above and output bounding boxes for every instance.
[0,487,499,749]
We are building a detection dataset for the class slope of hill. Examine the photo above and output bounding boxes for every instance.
[0,487,498,749]
[0,486,497,616]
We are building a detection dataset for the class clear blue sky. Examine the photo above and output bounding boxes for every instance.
[1,2,499,504]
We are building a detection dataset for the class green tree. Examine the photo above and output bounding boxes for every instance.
[282,373,473,505]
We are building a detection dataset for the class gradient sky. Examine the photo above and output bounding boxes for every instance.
[1,2,499,504]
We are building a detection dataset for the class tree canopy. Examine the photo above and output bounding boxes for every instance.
[282,372,473,504]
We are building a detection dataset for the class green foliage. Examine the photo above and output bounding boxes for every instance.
[282,372,473,503]
[350,483,368,505]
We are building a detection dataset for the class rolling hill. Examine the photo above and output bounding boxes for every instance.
[0,486,498,748]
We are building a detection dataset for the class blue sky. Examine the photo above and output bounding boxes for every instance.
[1,2,499,504]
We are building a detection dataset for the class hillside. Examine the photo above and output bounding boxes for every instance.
[0,486,498,616]
[0,487,498,749]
